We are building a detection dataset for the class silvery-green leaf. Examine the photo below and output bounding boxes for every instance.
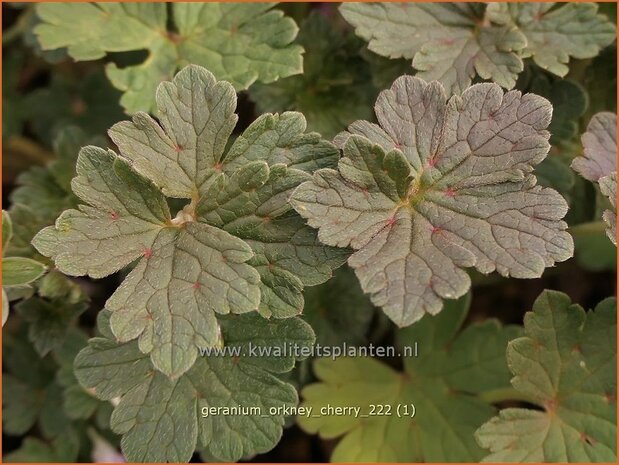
[476,291,617,462]
[109,68,338,199]
[75,312,314,462]
[34,3,302,113]
[31,144,260,378]
[339,3,526,94]
[573,112,617,182]
[223,111,339,174]
[292,76,573,326]
[34,65,341,378]
[487,3,616,77]
[197,162,347,318]
[106,223,261,378]
[110,67,343,319]
[32,147,172,278]
[572,112,617,245]
[109,65,238,199]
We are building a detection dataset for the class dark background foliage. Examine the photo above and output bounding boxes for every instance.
[2,2,616,462]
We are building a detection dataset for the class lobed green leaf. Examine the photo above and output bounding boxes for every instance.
[340,3,526,94]
[292,75,573,326]
[75,311,314,462]
[487,3,616,78]
[475,291,617,462]
[341,2,615,95]
[34,65,343,378]
[299,294,521,461]
[35,3,303,113]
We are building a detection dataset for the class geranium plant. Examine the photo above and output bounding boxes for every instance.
[2,2,617,463]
